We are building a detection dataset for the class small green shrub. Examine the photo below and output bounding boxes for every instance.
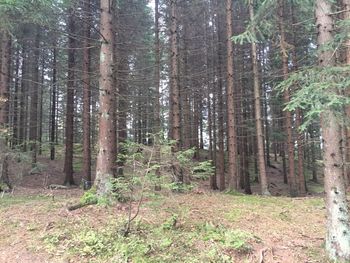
[80,187,98,205]
[199,223,253,253]
[162,214,178,230]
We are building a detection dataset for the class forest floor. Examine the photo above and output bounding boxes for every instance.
[0,152,340,263]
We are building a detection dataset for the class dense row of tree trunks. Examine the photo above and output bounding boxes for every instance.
[95,0,117,196]
[316,0,350,260]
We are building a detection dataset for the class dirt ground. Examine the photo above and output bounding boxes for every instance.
[0,155,335,263]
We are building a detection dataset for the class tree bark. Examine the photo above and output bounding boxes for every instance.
[316,0,350,260]
[82,0,92,186]
[12,48,20,147]
[170,0,181,152]
[226,0,238,190]
[291,1,306,195]
[0,31,11,139]
[50,45,57,161]
[64,8,76,186]
[95,0,117,196]
[249,0,270,195]
[154,0,161,190]
[29,29,40,167]
[342,0,350,185]
[278,0,298,196]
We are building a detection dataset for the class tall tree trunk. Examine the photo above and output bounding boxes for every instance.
[316,0,350,260]
[0,31,11,139]
[226,0,238,190]
[95,0,117,196]
[29,30,40,167]
[291,1,306,195]
[278,0,297,196]
[342,0,350,184]
[19,38,28,151]
[249,0,270,195]
[12,48,20,147]
[169,0,182,183]
[64,9,76,186]
[215,0,225,191]
[38,53,44,156]
[82,0,92,186]
[154,0,161,190]
[50,45,57,161]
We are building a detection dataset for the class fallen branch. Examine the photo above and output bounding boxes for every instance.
[48,184,68,190]
[67,200,97,211]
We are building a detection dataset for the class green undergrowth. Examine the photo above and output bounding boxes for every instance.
[41,214,256,263]
[0,188,328,262]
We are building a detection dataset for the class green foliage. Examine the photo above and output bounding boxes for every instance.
[192,160,215,180]
[199,223,253,253]
[167,182,194,193]
[80,187,98,205]
[232,0,277,44]
[161,214,178,230]
[276,66,350,130]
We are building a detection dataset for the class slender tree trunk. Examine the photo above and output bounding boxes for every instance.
[29,30,40,167]
[154,0,161,191]
[278,0,297,196]
[316,0,350,260]
[226,0,238,190]
[291,2,306,195]
[249,0,270,195]
[38,54,44,156]
[19,39,28,150]
[82,0,92,186]
[12,48,20,147]
[215,0,225,191]
[50,45,57,161]
[64,9,76,186]
[95,0,117,196]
